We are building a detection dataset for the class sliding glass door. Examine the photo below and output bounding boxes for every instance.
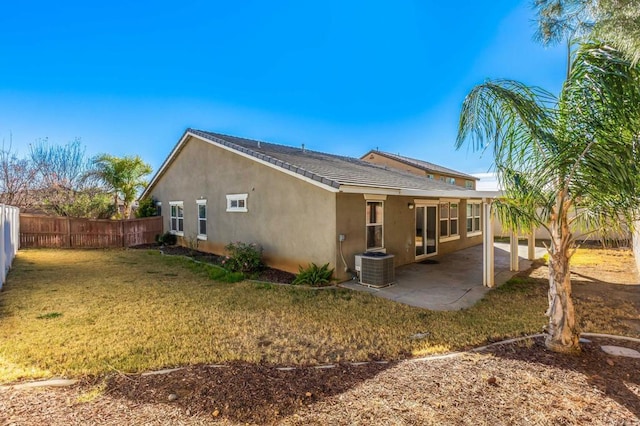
[415,203,437,258]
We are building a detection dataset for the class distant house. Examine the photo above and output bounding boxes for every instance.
[142,129,491,282]
[361,150,479,189]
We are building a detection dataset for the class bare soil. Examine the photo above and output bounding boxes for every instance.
[2,335,639,425]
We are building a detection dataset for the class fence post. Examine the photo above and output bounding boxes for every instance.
[121,220,125,247]
[0,205,5,289]
[66,216,72,248]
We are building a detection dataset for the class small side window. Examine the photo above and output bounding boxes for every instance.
[226,194,248,212]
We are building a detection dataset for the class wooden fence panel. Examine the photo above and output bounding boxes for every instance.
[19,215,163,249]
[123,218,163,247]
[19,215,70,248]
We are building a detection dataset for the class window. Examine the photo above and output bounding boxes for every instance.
[465,180,474,189]
[169,201,184,235]
[439,202,459,240]
[226,194,248,212]
[197,200,207,239]
[439,202,449,237]
[466,202,482,234]
[440,176,456,185]
[426,173,434,179]
[366,201,384,250]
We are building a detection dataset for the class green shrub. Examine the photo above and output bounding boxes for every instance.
[157,231,177,246]
[136,197,159,218]
[292,263,334,286]
[222,242,263,274]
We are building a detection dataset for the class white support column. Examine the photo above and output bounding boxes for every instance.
[482,201,494,287]
[510,231,519,271]
[527,232,535,261]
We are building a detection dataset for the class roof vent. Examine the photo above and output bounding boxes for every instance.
[257,141,261,148]
[302,143,306,153]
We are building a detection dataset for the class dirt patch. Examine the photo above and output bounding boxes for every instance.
[3,336,639,425]
[104,362,391,424]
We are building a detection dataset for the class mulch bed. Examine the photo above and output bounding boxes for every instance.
[130,244,296,284]
[104,362,391,424]
[2,336,639,424]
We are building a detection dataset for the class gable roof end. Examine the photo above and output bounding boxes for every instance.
[361,150,478,181]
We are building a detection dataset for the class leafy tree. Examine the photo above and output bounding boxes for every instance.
[135,197,158,218]
[456,41,640,353]
[56,190,115,219]
[90,155,152,219]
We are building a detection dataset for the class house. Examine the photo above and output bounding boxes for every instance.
[142,129,493,282]
[361,150,479,189]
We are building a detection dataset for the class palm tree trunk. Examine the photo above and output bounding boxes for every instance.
[545,191,580,353]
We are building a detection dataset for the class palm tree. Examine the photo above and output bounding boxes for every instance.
[91,155,152,219]
[535,0,640,65]
[456,41,640,353]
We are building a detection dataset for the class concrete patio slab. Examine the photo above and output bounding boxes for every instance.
[340,242,546,311]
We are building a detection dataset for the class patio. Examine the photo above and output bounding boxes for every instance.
[340,242,547,310]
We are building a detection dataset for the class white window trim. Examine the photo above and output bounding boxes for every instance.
[196,199,207,240]
[466,201,482,236]
[366,200,385,251]
[226,193,248,212]
[439,201,460,242]
[169,201,184,236]
[363,193,387,201]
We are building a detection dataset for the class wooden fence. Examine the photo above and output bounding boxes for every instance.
[0,205,20,289]
[19,214,163,249]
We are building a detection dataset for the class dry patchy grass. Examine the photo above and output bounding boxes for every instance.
[0,248,636,384]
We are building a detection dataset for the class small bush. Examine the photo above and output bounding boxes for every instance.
[136,197,158,218]
[157,231,177,246]
[222,242,263,274]
[292,263,334,286]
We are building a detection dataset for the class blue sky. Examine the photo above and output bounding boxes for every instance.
[0,1,566,175]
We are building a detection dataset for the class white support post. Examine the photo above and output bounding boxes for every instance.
[482,201,494,287]
[510,231,519,272]
[527,232,535,261]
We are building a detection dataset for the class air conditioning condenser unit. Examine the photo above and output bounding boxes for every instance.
[355,252,395,288]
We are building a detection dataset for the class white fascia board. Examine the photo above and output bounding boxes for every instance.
[340,186,502,199]
[401,189,502,199]
[143,131,340,197]
[338,185,401,195]
[141,131,192,199]
[203,137,340,193]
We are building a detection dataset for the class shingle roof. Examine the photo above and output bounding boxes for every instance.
[362,150,478,181]
[189,129,471,193]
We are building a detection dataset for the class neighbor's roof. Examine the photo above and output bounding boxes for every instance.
[361,150,478,181]
[143,129,489,199]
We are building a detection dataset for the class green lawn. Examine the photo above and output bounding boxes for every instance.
[0,248,636,384]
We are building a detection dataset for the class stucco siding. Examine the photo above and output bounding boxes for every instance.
[150,136,337,273]
[335,194,482,281]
